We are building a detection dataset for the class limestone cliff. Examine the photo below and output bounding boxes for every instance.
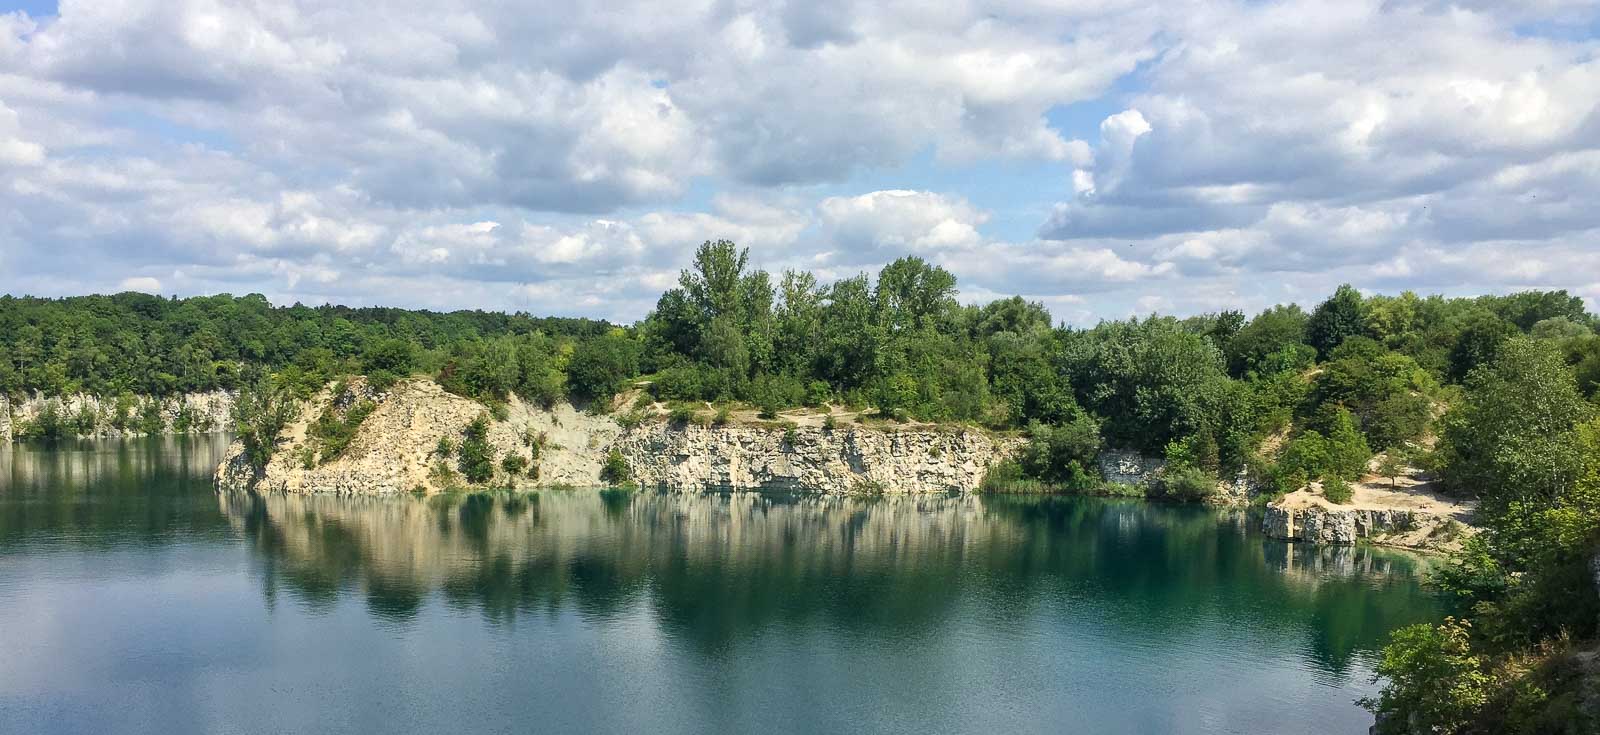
[1261,488,1475,553]
[617,422,1014,493]
[215,378,1020,495]
[1,391,235,443]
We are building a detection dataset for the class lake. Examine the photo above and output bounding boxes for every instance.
[0,437,1440,734]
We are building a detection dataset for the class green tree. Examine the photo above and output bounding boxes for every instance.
[457,415,494,484]
[1306,284,1369,358]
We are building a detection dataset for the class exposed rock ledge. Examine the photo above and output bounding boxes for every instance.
[215,378,1022,495]
[2,391,235,444]
[1262,483,1476,553]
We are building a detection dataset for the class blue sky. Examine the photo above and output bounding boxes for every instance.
[1,0,1598,324]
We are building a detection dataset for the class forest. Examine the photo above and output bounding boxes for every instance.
[5,240,1600,732]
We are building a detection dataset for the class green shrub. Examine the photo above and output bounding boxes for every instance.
[669,404,696,425]
[308,399,376,464]
[1362,620,1489,735]
[713,404,731,426]
[805,380,833,407]
[72,403,97,436]
[1323,476,1354,504]
[1161,465,1219,501]
[782,423,797,447]
[457,414,495,484]
[137,399,165,434]
[616,410,645,430]
[435,436,454,457]
[599,448,632,487]
[822,413,836,431]
[486,399,509,422]
[500,452,529,478]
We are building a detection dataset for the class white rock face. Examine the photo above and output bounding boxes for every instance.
[1096,449,1165,486]
[1261,505,1422,545]
[616,423,1020,494]
[1,391,235,442]
[215,378,1020,495]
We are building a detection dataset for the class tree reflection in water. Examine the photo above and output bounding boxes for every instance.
[218,487,1440,676]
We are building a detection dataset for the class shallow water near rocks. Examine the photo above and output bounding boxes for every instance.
[1,437,1441,734]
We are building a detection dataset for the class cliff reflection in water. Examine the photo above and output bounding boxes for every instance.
[219,487,1439,675]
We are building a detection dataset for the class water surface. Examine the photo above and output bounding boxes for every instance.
[0,438,1439,734]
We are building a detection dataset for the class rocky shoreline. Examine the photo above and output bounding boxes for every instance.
[1,391,235,444]
[214,378,1023,495]
[1261,490,1474,554]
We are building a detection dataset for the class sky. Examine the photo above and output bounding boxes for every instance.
[1,0,1598,325]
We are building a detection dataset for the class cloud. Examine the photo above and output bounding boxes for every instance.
[1,0,1598,325]
[116,276,162,293]
[818,190,988,260]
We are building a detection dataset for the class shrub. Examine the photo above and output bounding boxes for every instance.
[669,404,696,425]
[308,399,376,463]
[72,403,97,436]
[713,404,731,426]
[782,423,797,447]
[457,415,495,484]
[486,399,509,422]
[616,410,645,430]
[822,414,836,431]
[1323,476,1354,504]
[805,380,833,407]
[500,452,529,478]
[599,448,632,487]
[1362,620,1489,735]
[435,436,455,457]
[1161,465,1219,501]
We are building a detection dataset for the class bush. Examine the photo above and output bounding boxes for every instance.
[500,452,528,478]
[308,399,376,463]
[669,404,696,425]
[599,448,632,487]
[1323,476,1354,504]
[1161,465,1219,501]
[713,404,731,426]
[805,380,833,407]
[486,399,509,422]
[435,436,454,457]
[1363,620,1489,735]
[457,415,495,484]
[1018,415,1103,490]
[822,413,836,431]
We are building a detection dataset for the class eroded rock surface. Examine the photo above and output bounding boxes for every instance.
[215,378,1019,495]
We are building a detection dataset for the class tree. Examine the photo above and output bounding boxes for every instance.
[1376,452,1404,490]
[1363,620,1489,735]
[1306,284,1368,358]
[232,370,299,471]
[567,332,641,403]
[1225,304,1310,376]
[457,414,494,484]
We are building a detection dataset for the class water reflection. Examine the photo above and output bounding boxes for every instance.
[0,438,1445,735]
[219,487,1439,675]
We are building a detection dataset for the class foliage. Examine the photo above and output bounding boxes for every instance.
[1364,619,1490,735]
[456,415,495,484]
[232,370,299,471]
[1307,284,1369,358]
[500,452,528,478]
[307,398,376,464]
[599,448,632,487]
[1160,464,1218,501]
[1322,476,1353,504]
[1014,415,1103,491]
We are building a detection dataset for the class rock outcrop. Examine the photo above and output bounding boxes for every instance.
[215,378,1020,495]
[1,391,235,443]
[1262,501,1469,552]
[1096,449,1165,487]
[616,423,1017,494]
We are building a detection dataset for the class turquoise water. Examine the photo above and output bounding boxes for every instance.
[0,437,1440,734]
